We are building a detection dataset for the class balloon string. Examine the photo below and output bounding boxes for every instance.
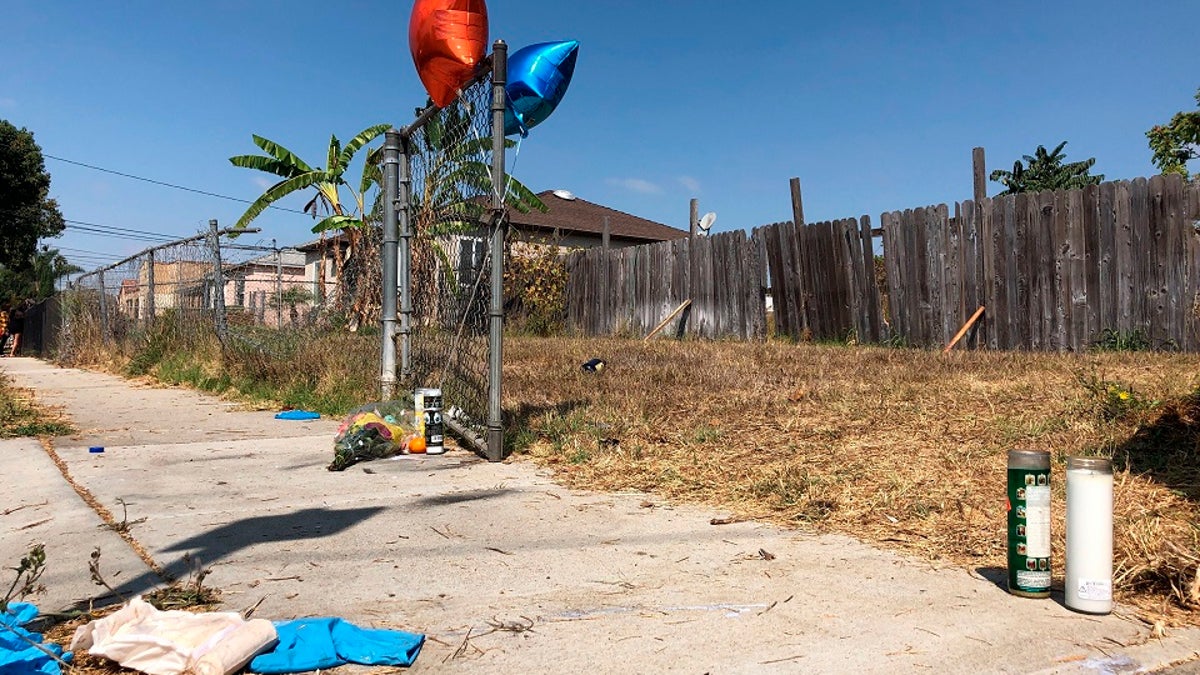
[505,135,524,208]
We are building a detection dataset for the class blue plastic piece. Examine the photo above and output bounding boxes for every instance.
[247,618,424,673]
[275,410,320,421]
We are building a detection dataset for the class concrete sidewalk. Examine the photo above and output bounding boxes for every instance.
[2,356,1197,673]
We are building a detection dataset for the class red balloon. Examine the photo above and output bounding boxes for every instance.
[409,0,489,107]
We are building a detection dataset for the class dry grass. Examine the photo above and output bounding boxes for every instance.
[504,337,1200,624]
[0,372,73,437]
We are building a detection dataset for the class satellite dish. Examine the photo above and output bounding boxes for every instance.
[552,189,576,201]
[697,212,717,234]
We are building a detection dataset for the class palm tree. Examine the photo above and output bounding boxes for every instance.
[230,124,388,324]
[0,246,81,305]
[32,247,82,299]
[989,141,1104,195]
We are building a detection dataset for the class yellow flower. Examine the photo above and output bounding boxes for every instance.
[1118,391,1131,401]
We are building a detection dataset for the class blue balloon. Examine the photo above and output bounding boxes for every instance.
[504,40,579,137]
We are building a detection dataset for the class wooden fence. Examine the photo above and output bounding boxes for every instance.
[754,216,883,343]
[564,175,1200,352]
[884,175,1200,351]
[564,229,765,339]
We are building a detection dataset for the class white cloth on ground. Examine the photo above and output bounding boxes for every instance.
[69,596,277,675]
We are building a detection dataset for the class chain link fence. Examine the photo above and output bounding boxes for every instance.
[55,223,348,366]
[399,78,497,455]
[384,45,509,460]
[44,45,510,460]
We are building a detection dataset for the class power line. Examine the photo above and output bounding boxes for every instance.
[60,250,122,261]
[65,224,173,243]
[64,219,177,239]
[52,245,126,257]
[44,154,310,215]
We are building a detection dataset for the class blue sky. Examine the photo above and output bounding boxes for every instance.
[2,1,1197,271]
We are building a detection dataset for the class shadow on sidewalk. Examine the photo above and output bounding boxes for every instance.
[94,506,384,602]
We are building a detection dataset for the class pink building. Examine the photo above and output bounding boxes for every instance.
[222,250,309,326]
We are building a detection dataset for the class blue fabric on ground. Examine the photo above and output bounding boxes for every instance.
[247,618,423,673]
[1,602,71,675]
[275,410,320,420]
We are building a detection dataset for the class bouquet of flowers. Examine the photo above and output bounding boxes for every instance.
[329,401,421,471]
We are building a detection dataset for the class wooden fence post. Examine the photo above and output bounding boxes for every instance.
[973,147,987,204]
[790,177,805,227]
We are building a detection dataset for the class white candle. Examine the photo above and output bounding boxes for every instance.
[1065,457,1114,614]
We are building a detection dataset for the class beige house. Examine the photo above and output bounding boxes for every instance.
[117,260,211,319]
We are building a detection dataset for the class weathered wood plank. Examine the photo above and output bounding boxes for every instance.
[1129,177,1149,340]
[895,211,911,342]
[781,222,799,338]
[1147,172,1166,345]
[927,207,946,346]
[1052,189,1069,351]
[1115,181,1134,334]
[1187,181,1200,350]
[1067,187,1088,352]
[899,210,917,344]
[907,209,927,345]
[729,232,744,339]
[813,222,833,339]
[943,206,961,347]
[979,197,997,349]
[1162,174,1184,348]
[678,237,692,335]
[1015,192,1035,350]
[1033,191,1055,350]
[1000,195,1019,350]
[746,230,766,339]
[907,209,925,346]
[1166,172,1185,345]
[837,219,857,340]
[804,223,826,339]
[1096,182,1117,339]
[964,198,984,345]
[842,219,863,341]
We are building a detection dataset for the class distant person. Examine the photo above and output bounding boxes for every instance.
[7,306,25,356]
[0,309,8,356]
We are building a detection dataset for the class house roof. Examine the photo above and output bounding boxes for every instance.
[224,249,305,273]
[286,191,686,248]
[510,191,687,242]
[294,236,350,252]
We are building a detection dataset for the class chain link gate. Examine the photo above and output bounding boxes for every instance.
[381,42,509,461]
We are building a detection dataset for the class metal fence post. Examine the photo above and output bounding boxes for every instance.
[380,128,401,399]
[208,219,228,344]
[97,270,109,340]
[487,39,508,461]
[398,135,413,381]
[274,239,283,329]
[146,249,156,326]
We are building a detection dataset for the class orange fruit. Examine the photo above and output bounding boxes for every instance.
[408,436,427,454]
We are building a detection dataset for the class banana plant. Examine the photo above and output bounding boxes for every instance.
[230,125,389,323]
[229,124,390,233]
